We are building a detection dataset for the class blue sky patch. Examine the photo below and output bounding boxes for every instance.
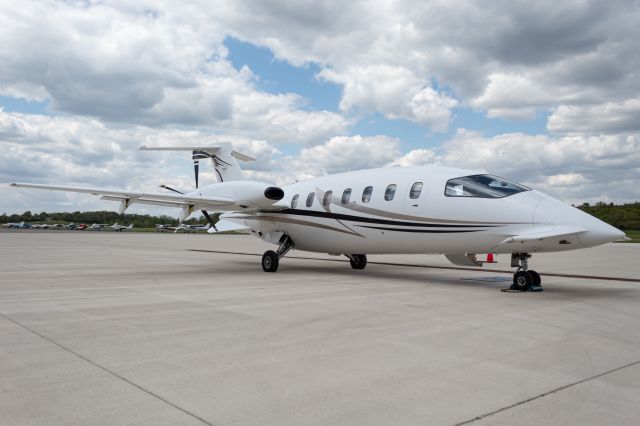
[225,36,342,112]
[0,96,49,115]
[224,37,547,153]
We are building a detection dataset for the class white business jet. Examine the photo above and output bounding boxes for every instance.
[10,143,627,291]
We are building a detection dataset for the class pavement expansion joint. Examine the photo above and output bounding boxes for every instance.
[0,312,216,426]
[453,358,640,425]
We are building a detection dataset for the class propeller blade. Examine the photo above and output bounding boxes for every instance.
[191,150,214,187]
[194,160,199,189]
[201,210,217,231]
[201,210,214,225]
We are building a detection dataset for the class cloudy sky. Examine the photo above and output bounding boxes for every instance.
[1,0,639,214]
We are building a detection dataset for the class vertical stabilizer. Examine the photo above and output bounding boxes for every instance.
[192,142,244,183]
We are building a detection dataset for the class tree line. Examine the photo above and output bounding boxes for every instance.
[577,202,640,230]
[0,210,217,228]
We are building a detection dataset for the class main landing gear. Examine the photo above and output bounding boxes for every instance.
[261,237,368,273]
[346,254,367,270]
[510,253,543,292]
[262,236,294,272]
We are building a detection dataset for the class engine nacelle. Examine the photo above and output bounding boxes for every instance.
[196,180,284,209]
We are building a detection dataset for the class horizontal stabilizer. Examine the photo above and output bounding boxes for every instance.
[208,220,250,234]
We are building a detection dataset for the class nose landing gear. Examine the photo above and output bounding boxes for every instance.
[510,253,543,292]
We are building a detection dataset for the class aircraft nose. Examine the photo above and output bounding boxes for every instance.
[579,218,626,247]
[535,196,626,247]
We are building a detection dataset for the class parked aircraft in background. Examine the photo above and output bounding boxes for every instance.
[67,223,88,230]
[10,143,628,291]
[88,224,107,231]
[156,223,210,233]
[9,222,88,230]
[109,223,133,232]
[2,221,30,229]
[172,224,195,233]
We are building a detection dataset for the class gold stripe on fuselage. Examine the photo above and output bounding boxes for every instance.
[233,215,364,237]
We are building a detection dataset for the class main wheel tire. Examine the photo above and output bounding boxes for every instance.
[349,254,367,270]
[529,270,542,287]
[262,250,279,272]
[513,270,533,291]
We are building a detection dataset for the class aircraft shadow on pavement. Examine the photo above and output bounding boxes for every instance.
[227,257,640,299]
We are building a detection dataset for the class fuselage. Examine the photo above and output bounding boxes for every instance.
[222,165,624,255]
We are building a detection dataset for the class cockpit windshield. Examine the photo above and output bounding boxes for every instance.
[445,174,530,198]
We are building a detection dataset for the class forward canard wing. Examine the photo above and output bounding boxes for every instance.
[496,225,587,246]
[445,226,588,268]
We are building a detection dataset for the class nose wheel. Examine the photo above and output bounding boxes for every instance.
[510,253,543,291]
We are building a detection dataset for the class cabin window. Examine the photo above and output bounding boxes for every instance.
[291,194,299,208]
[306,192,315,207]
[445,174,531,198]
[410,182,423,199]
[323,190,332,207]
[362,186,373,203]
[384,184,397,201]
[341,188,352,204]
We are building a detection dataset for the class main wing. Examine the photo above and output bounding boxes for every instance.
[10,182,234,211]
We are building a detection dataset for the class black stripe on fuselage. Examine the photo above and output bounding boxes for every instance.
[265,208,498,228]
[356,225,484,233]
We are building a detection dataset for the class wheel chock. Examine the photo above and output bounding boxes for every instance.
[501,284,544,293]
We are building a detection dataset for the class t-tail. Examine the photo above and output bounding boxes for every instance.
[139,142,255,187]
